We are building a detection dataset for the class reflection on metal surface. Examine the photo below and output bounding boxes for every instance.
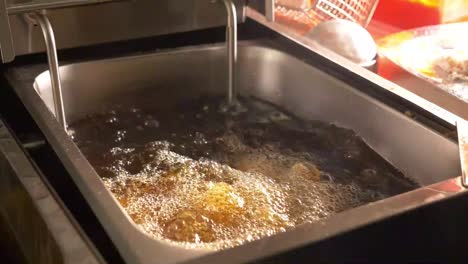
[427,177,464,193]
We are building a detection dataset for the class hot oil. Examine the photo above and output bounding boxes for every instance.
[69,96,418,249]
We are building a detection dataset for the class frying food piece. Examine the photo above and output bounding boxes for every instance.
[231,152,322,182]
[163,182,289,243]
[164,210,215,243]
[194,182,246,226]
[288,162,321,181]
[76,96,416,249]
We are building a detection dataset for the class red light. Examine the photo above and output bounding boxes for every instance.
[372,0,441,30]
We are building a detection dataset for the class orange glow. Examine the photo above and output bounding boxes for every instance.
[378,31,414,48]
[372,0,440,30]
[377,30,438,79]
[408,0,440,8]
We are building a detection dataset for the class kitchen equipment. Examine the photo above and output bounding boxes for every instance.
[1,0,245,129]
[378,22,468,103]
[1,1,467,263]
[306,19,377,67]
[26,12,67,130]
[7,40,463,264]
[0,0,246,62]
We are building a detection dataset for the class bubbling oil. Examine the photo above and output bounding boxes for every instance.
[70,96,417,249]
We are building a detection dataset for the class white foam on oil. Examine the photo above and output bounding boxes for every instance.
[102,132,383,250]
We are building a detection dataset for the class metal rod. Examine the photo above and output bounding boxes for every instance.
[457,119,468,187]
[0,0,15,62]
[29,12,66,130]
[221,0,237,106]
[265,0,275,22]
[364,0,379,27]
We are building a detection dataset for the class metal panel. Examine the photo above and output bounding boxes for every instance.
[5,0,245,57]
[7,0,120,14]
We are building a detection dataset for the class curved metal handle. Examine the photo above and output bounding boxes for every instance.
[222,0,238,105]
[28,12,66,130]
[213,0,238,106]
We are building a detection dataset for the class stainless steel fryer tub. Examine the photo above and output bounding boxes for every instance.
[10,41,464,264]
